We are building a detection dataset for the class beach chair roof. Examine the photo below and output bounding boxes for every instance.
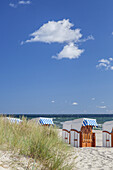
[39,117,54,125]
[62,118,98,131]
[7,117,22,124]
[103,121,113,133]
[82,118,98,127]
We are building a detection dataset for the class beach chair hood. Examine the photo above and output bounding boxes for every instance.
[62,118,98,131]
[103,121,113,133]
[39,117,54,125]
[7,117,22,124]
[82,118,98,127]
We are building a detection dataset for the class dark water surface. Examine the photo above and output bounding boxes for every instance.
[3,113,113,129]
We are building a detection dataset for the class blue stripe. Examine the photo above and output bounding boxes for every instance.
[39,118,54,125]
[82,119,98,127]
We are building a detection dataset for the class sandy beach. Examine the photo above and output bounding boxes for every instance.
[0,130,113,169]
[0,149,42,170]
[73,147,113,170]
[66,130,113,170]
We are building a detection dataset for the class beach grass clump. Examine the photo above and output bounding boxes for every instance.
[0,116,71,169]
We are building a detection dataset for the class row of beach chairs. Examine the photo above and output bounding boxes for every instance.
[62,118,113,147]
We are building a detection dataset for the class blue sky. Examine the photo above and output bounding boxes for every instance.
[0,0,113,114]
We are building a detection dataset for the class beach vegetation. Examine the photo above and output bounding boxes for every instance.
[0,116,72,169]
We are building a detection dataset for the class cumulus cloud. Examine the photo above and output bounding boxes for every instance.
[96,57,113,71]
[51,100,55,103]
[52,43,84,60]
[26,19,82,43]
[23,19,94,60]
[72,102,78,105]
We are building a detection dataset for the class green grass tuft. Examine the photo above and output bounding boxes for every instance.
[0,116,71,169]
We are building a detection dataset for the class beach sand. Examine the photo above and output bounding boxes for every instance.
[0,149,42,170]
[65,130,113,170]
[0,130,113,169]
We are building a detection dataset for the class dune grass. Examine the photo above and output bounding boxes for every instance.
[0,116,71,169]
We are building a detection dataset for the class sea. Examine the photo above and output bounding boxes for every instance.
[4,113,113,130]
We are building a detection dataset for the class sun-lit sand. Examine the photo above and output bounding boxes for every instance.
[62,130,113,170]
[0,130,113,169]
[0,148,42,170]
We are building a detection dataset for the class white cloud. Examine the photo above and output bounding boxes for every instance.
[20,41,24,45]
[23,19,94,60]
[111,66,113,70]
[26,19,82,44]
[52,43,84,60]
[96,58,113,71]
[109,57,113,61]
[51,100,55,103]
[9,3,17,8]
[18,1,31,5]
[98,59,110,65]
[72,102,78,105]
[9,1,31,8]
[97,105,107,109]
[79,35,94,42]
[97,62,108,69]
[91,98,95,100]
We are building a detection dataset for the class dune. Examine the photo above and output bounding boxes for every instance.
[0,149,42,170]
[0,129,113,169]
